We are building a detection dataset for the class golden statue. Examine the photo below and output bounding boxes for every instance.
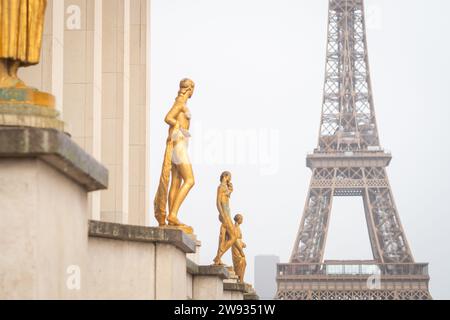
[213,172,245,267]
[0,0,47,88]
[232,214,247,283]
[0,0,58,130]
[154,78,195,234]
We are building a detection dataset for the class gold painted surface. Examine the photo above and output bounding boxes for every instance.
[31,90,54,108]
[213,172,247,283]
[0,87,55,108]
[154,79,196,235]
[0,0,47,87]
[232,214,247,284]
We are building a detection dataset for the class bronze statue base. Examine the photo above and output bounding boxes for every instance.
[0,87,64,132]
[0,87,55,108]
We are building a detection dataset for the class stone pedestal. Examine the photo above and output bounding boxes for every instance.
[0,127,107,299]
[186,236,202,265]
[221,267,256,300]
[244,284,260,300]
[224,267,240,284]
[0,87,55,108]
[87,221,196,300]
[155,243,189,300]
[0,88,64,132]
[223,283,246,300]
[0,104,65,132]
[189,265,229,300]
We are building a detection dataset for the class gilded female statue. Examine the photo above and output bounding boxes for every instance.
[154,78,195,234]
[0,0,47,87]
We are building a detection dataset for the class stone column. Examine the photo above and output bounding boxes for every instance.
[101,0,149,226]
[21,0,104,220]
[129,0,150,227]
[19,0,62,108]
[21,0,102,162]
[63,0,104,220]
[20,0,151,226]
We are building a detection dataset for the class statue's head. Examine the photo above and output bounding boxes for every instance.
[178,78,195,99]
[234,214,244,225]
[220,171,232,183]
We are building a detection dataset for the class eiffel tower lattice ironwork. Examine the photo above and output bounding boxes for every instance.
[276,0,431,300]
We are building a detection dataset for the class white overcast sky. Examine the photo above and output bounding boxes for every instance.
[150,0,450,299]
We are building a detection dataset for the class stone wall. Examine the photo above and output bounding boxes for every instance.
[20,0,151,227]
[86,221,195,300]
[0,158,88,299]
[0,128,107,299]
[86,221,254,300]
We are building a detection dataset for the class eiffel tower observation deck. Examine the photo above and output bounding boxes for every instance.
[276,0,431,300]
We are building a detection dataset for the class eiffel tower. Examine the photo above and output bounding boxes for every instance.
[276,0,431,300]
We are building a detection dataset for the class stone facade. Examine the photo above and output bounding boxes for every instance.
[0,127,256,300]
[20,0,150,227]
[0,127,106,299]
[0,0,260,300]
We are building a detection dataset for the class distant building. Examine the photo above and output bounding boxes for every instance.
[254,255,280,300]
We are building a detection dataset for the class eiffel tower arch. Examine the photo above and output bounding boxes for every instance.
[276,0,431,300]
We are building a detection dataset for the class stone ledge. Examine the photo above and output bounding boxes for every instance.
[244,292,260,300]
[186,261,230,280]
[186,259,200,275]
[197,266,229,279]
[198,265,229,279]
[223,282,246,293]
[0,127,107,191]
[88,220,196,254]
[244,284,260,300]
